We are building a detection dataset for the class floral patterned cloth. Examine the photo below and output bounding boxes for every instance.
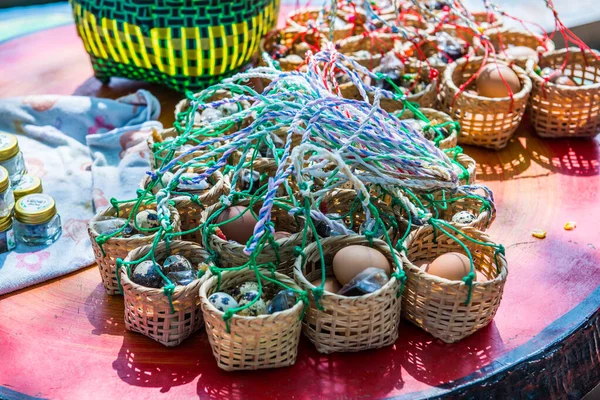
[0,90,162,295]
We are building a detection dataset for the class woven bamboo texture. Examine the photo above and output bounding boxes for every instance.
[201,200,306,276]
[321,188,408,241]
[88,201,181,295]
[120,241,213,346]
[439,57,532,150]
[293,235,402,354]
[394,107,459,149]
[147,127,207,169]
[404,36,469,76]
[440,11,503,44]
[483,28,555,69]
[526,48,600,138]
[259,28,325,71]
[402,224,508,343]
[200,268,304,370]
[70,0,280,91]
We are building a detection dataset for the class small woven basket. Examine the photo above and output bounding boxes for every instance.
[321,188,408,241]
[147,128,206,170]
[293,235,403,354]
[526,47,600,138]
[70,0,280,91]
[440,11,503,44]
[200,268,304,371]
[286,7,357,41]
[394,107,459,149]
[403,35,469,76]
[201,199,305,276]
[259,28,325,71]
[439,57,532,150]
[402,224,508,343]
[120,241,213,346]
[336,33,401,69]
[88,201,181,295]
[482,28,555,69]
[445,148,477,185]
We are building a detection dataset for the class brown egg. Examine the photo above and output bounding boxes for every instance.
[311,277,342,294]
[554,75,577,86]
[215,206,257,244]
[332,245,391,285]
[476,63,521,98]
[504,46,539,63]
[273,231,292,241]
[425,252,471,281]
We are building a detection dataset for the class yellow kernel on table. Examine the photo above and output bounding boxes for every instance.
[532,229,547,239]
[564,221,576,230]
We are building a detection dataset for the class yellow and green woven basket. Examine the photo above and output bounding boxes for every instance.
[70,0,280,91]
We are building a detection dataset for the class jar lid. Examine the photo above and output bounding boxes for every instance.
[0,214,13,232]
[0,166,8,193]
[13,174,43,200]
[0,132,19,162]
[15,194,57,225]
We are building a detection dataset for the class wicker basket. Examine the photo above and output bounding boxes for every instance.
[526,48,600,138]
[439,57,532,150]
[403,35,469,76]
[321,188,408,241]
[70,0,280,91]
[293,235,403,353]
[201,199,305,276]
[200,268,305,370]
[88,201,181,295]
[445,148,477,185]
[120,241,213,346]
[402,224,508,343]
[147,128,207,170]
[286,7,357,41]
[422,188,496,231]
[482,28,555,69]
[259,28,326,71]
[336,33,401,69]
[439,11,503,44]
[393,107,459,149]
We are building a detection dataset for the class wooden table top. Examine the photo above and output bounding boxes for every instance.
[0,24,599,400]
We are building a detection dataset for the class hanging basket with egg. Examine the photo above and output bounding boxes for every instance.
[419,185,496,231]
[526,47,600,138]
[173,90,253,131]
[393,107,459,149]
[199,268,305,371]
[401,222,507,343]
[293,235,404,354]
[88,200,181,295]
[480,27,555,69]
[120,241,213,346]
[201,198,306,276]
[439,57,532,150]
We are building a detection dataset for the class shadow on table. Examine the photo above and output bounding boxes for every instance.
[399,320,504,387]
[112,330,210,393]
[523,135,600,177]
[196,336,404,400]
[84,282,127,336]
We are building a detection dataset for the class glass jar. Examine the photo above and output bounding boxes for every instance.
[14,194,62,246]
[0,166,14,217]
[13,174,43,201]
[0,132,26,184]
[0,215,16,253]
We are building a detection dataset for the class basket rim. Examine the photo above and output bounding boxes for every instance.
[526,47,600,91]
[293,235,401,300]
[483,27,556,54]
[443,56,532,102]
[286,6,355,31]
[402,224,508,287]
[199,268,305,320]
[120,240,213,296]
[88,202,180,242]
